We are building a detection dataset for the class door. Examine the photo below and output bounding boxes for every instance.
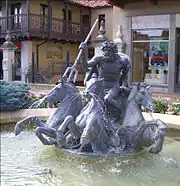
[40,4,48,33]
[175,28,180,92]
[82,15,90,34]
[67,10,72,34]
[11,3,22,30]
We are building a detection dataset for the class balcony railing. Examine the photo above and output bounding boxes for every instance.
[29,14,49,37]
[51,18,65,38]
[0,14,27,36]
[0,13,90,41]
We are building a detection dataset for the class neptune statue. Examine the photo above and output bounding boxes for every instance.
[15,20,167,156]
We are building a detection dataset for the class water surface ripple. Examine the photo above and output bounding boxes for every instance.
[1,128,180,186]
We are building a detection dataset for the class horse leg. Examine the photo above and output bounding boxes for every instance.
[56,116,76,148]
[132,120,159,151]
[35,127,56,145]
[15,115,45,136]
[149,119,167,154]
[80,117,103,153]
[91,141,102,154]
[68,118,81,140]
[134,120,167,154]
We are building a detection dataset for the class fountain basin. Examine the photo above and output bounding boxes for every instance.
[1,125,180,186]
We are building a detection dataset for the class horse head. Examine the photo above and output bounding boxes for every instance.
[43,77,79,103]
[135,82,154,112]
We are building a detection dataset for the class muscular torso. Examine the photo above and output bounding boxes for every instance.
[97,56,123,90]
[86,53,130,90]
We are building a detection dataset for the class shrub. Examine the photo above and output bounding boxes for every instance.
[170,100,180,115]
[0,80,30,111]
[26,90,60,108]
[152,98,168,114]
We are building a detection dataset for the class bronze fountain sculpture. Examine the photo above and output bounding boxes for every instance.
[15,19,167,156]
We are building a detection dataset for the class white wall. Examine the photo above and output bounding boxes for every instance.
[91,7,113,40]
[176,14,180,27]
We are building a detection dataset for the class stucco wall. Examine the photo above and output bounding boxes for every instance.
[91,7,113,41]
[51,1,64,19]
[52,3,89,22]
[30,0,89,22]
[176,14,180,27]
[30,0,47,14]
[31,41,85,83]
[32,41,79,69]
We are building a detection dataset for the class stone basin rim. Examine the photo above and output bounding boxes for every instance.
[0,108,180,130]
[60,148,150,159]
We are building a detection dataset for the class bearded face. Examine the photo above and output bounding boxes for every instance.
[101,41,118,58]
[102,46,117,58]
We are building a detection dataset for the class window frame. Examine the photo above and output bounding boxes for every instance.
[131,28,170,84]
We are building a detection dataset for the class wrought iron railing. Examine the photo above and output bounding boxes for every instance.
[51,18,65,35]
[0,14,27,34]
[8,14,28,32]
[26,64,53,84]
[0,13,90,39]
[29,14,48,34]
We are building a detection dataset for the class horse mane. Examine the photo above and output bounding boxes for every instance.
[55,92,82,118]
[128,86,137,103]
[65,81,80,93]
[128,82,148,102]
[46,82,82,128]
[86,79,105,100]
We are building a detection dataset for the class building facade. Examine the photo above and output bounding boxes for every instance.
[110,0,180,93]
[0,0,112,84]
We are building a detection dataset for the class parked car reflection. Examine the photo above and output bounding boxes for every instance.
[150,51,168,66]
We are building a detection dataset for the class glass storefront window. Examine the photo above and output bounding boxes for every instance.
[176,28,180,84]
[133,29,169,41]
[132,29,169,84]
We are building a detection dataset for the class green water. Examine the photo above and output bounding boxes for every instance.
[1,126,180,186]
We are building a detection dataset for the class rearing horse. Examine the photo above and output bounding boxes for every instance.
[14,77,83,145]
[55,91,110,153]
[115,82,167,154]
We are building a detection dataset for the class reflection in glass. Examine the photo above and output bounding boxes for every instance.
[176,28,180,83]
[133,29,169,41]
[132,42,169,83]
[132,29,169,84]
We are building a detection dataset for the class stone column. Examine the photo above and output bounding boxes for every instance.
[1,31,16,81]
[114,25,126,53]
[21,41,32,82]
[92,20,108,56]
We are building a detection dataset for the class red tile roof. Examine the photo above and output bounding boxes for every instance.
[65,0,112,8]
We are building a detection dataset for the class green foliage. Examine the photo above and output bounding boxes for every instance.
[170,100,180,115]
[1,80,177,117]
[25,93,44,108]
[152,98,168,114]
[26,93,60,109]
[0,80,30,111]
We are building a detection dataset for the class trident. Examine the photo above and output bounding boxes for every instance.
[62,18,99,83]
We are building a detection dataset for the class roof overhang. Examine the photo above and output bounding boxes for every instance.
[108,0,158,9]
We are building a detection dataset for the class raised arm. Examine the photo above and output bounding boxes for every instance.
[81,55,100,70]
[118,53,131,87]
